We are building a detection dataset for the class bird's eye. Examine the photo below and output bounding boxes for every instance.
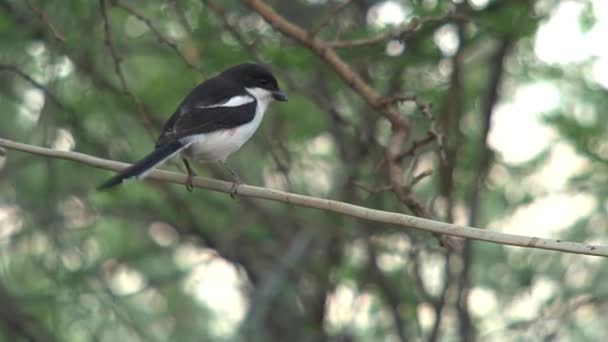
[258,78,270,85]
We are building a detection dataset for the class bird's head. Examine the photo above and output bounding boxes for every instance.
[221,63,288,102]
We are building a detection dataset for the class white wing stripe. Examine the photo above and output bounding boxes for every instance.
[197,95,254,109]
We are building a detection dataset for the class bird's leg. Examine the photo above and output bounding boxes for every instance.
[183,158,196,192]
[221,161,242,198]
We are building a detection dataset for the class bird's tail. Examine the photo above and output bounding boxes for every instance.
[97,141,188,191]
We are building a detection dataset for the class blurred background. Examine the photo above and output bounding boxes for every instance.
[1,0,607,341]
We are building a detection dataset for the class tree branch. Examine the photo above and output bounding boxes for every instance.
[242,0,407,129]
[326,12,466,48]
[99,0,156,139]
[111,0,204,75]
[1,137,606,257]
[0,63,65,110]
[309,0,353,37]
[24,0,65,43]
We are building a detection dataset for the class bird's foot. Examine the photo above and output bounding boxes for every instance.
[186,174,195,192]
[229,181,242,199]
[183,158,197,192]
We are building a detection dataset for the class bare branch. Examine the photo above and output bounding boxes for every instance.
[1,137,607,257]
[352,181,393,195]
[364,236,409,341]
[373,135,435,173]
[112,0,204,75]
[24,0,65,43]
[309,0,353,37]
[206,0,261,62]
[409,169,432,188]
[166,0,191,31]
[374,95,446,171]
[99,0,156,139]
[240,230,314,337]
[0,63,65,110]
[326,12,467,48]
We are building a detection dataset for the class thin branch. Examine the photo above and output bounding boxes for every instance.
[239,230,314,337]
[385,126,458,251]
[24,0,65,43]
[352,181,393,194]
[381,95,446,164]
[353,169,430,196]
[414,101,447,166]
[1,137,607,257]
[166,0,191,32]
[429,252,451,342]
[0,63,65,110]
[99,0,156,139]
[410,249,436,305]
[326,12,466,48]
[377,93,417,107]
[205,0,262,62]
[373,134,435,173]
[364,236,409,341]
[112,0,204,75]
[459,38,512,342]
[374,95,446,173]
[327,17,418,48]
[309,0,353,37]
[409,169,432,188]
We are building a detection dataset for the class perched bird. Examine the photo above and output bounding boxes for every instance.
[97,63,287,194]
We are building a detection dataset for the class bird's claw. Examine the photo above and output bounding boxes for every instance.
[186,174,194,192]
[230,182,241,199]
[183,158,197,192]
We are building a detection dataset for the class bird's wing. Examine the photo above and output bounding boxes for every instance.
[156,76,257,147]
[177,101,256,137]
[157,98,257,146]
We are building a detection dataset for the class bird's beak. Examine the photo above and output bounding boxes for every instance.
[272,90,288,102]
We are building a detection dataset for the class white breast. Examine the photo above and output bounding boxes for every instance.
[181,87,273,162]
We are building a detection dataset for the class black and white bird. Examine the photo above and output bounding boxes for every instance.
[98,63,287,193]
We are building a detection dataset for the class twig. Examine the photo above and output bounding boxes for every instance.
[326,12,466,48]
[458,38,513,341]
[364,236,409,341]
[373,134,435,173]
[416,101,447,166]
[205,0,261,62]
[373,93,446,171]
[112,0,204,75]
[99,0,156,139]
[410,249,437,305]
[309,0,353,37]
[0,63,65,110]
[399,135,435,162]
[24,0,65,43]
[166,0,191,32]
[382,94,447,165]
[353,169,430,196]
[377,93,417,107]
[1,137,607,257]
[239,230,314,337]
[429,252,451,342]
[409,169,432,188]
[327,17,419,48]
[386,128,461,251]
[352,181,392,194]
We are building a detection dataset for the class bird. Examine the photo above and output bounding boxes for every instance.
[97,63,287,194]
